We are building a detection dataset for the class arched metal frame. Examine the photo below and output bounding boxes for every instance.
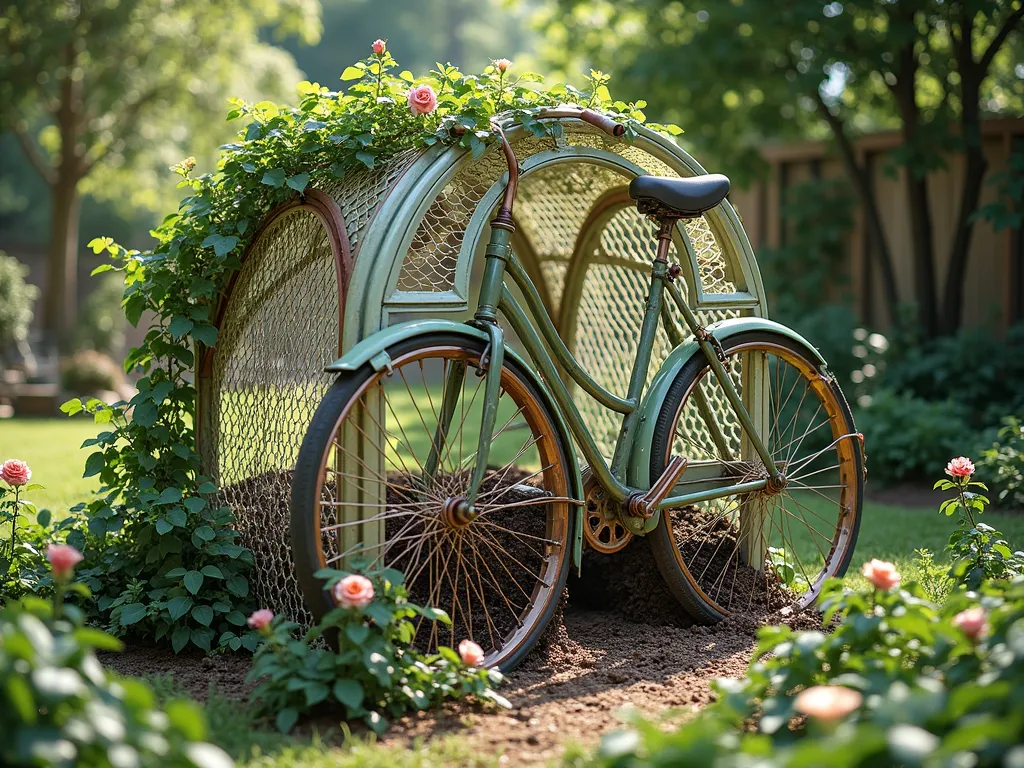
[198,111,771,623]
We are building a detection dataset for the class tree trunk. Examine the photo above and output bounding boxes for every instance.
[812,94,901,324]
[941,74,987,335]
[904,169,938,337]
[44,172,81,351]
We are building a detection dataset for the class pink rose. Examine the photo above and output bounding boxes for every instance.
[334,574,374,609]
[372,38,386,56]
[1,459,31,486]
[861,559,901,591]
[794,685,862,721]
[46,544,83,579]
[945,456,975,479]
[494,58,511,73]
[407,84,437,116]
[247,609,274,631]
[458,639,485,666]
[952,606,987,641]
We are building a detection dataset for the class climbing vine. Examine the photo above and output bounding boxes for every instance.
[66,43,680,652]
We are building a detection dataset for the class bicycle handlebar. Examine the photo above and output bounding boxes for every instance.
[451,108,626,228]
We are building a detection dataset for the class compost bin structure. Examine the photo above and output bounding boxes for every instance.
[196,107,769,624]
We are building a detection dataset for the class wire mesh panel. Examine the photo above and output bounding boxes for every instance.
[207,208,341,625]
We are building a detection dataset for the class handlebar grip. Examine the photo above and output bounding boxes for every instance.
[580,109,626,137]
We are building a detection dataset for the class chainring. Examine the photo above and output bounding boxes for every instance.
[581,472,633,554]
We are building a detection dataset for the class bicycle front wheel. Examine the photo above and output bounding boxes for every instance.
[648,330,864,623]
[291,333,575,671]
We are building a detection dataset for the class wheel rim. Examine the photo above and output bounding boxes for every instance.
[311,345,571,667]
[661,340,861,616]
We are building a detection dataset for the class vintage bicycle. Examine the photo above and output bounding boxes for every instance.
[290,109,865,670]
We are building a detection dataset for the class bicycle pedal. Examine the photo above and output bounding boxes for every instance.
[626,455,688,518]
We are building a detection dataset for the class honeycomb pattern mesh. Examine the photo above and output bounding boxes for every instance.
[208,209,340,626]
[397,137,551,292]
[203,121,759,627]
[559,203,742,460]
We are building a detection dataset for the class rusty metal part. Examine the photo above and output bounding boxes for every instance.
[582,472,633,554]
[579,109,626,137]
[625,455,688,518]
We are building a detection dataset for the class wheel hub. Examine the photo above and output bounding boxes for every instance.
[442,496,477,528]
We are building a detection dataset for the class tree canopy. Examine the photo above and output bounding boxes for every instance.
[0,0,322,345]
[540,0,1024,335]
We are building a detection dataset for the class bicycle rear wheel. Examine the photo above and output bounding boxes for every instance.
[648,330,864,623]
[291,333,575,670]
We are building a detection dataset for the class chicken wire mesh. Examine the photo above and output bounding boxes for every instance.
[200,120,760,625]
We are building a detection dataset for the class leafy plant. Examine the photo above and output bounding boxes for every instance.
[247,565,508,734]
[68,45,678,653]
[59,349,127,397]
[910,548,951,603]
[0,551,233,767]
[0,250,38,358]
[857,390,969,484]
[587,575,1024,768]
[978,416,1024,509]
[935,460,1024,589]
[0,461,46,599]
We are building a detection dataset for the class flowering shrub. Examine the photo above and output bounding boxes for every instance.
[0,547,232,767]
[246,566,507,734]
[590,572,1024,767]
[65,40,675,653]
[936,456,1024,588]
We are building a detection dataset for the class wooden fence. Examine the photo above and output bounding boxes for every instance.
[727,117,1024,333]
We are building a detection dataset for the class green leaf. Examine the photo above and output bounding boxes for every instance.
[155,517,174,535]
[61,398,83,416]
[167,596,194,620]
[157,487,182,505]
[36,509,51,528]
[166,507,187,527]
[194,526,216,542]
[84,451,105,478]
[305,682,330,706]
[169,316,194,339]
[191,324,218,347]
[345,623,370,645]
[286,173,310,193]
[200,234,240,257]
[184,497,207,513]
[183,571,204,594]
[172,625,191,653]
[333,679,365,710]
[133,401,158,428]
[355,150,375,169]
[191,605,215,626]
[226,610,247,626]
[261,169,286,187]
[276,707,299,733]
[341,66,364,81]
[200,565,224,579]
[75,627,124,652]
[226,575,249,597]
[120,603,148,626]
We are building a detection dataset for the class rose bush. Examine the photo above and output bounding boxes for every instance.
[0,547,232,768]
[246,565,507,734]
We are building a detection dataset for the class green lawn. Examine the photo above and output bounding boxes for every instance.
[0,417,103,514]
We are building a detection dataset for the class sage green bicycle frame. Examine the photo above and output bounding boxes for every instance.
[463,222,781,511]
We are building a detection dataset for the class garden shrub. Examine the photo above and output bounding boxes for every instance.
[247,565,508,734]
[72,43,674,654]
[0,550,232,768]
[857,390,969,484]
[584,461,1024,768]
[74,271,127,357]
[59,350,127,398]
[0,249,38,361]
[977,416,1024,509]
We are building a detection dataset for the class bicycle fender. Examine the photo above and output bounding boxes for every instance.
[626,317,827,533]
[324,319,587,571]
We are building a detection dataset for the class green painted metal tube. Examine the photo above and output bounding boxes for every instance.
[658,477,769,510]
[499,286,633,503]
[504,254,634,416]
[466,322,505,502]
